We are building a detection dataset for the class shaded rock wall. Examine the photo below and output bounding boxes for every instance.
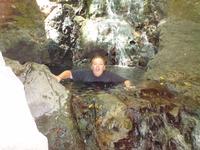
[0,0,50,64]
[145,1,200,100]
[143,2,200,148]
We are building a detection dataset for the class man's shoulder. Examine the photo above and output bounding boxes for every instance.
[72,69,93,81]
[72,69,92,77]
[72,69,90,73]
[103,70,116,76]
[103,70,126,82]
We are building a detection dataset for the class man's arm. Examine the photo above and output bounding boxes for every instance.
[54,70,72,82]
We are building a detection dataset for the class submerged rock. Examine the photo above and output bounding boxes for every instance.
[58,79,199,150]
[137,80,175,99]
[71,91,132,149]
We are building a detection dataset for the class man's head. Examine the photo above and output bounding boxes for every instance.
[90,55,107,77]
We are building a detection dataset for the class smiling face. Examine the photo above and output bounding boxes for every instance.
[91,56,106,77]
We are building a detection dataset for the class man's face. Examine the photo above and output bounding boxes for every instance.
[91,57,106,77]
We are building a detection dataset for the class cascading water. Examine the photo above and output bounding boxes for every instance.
[105,0,132,66]
[106,0,116,18]
[80,0,147,66]
[37,0,157,67]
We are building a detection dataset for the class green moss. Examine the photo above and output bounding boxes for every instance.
[13,0,45,29]
[169,0,200,23]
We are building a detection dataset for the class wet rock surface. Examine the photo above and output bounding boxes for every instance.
[0,0,51,64]
[71,91,132,149]
[4,56,200,149]
[5,58,84,150]
[143,1,200,149]
[60,78,200,150]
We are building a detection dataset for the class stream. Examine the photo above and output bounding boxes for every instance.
[1,0,200,149]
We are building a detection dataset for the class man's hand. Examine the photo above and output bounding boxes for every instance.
[124,80,136,90]
[52,70,72,82]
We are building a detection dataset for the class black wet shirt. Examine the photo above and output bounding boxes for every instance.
[71,69,126,84]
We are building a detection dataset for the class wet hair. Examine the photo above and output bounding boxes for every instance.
[90,55,107,65]
[87,48,108,65]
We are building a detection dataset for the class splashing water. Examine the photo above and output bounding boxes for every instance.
[106,0,117,18]
[104,0,145,66]
[82,0,145,66]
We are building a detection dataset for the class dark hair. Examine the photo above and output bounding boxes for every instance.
[90,54,107,65]
[84,47,108,64]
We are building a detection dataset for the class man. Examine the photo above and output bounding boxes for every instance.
[54,54,133,89]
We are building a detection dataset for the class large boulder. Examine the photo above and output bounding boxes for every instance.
[0,0,50,64]
[5,58,84,150]
[145,16,200,100]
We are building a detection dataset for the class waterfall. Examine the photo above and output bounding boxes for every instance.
[36,0,154,67]
[106,0,117,18]
[105,0,129,66]
[36,0,57,15]
[103,0,145,66]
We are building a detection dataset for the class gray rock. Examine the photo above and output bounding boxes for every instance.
[5,58,84,149]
